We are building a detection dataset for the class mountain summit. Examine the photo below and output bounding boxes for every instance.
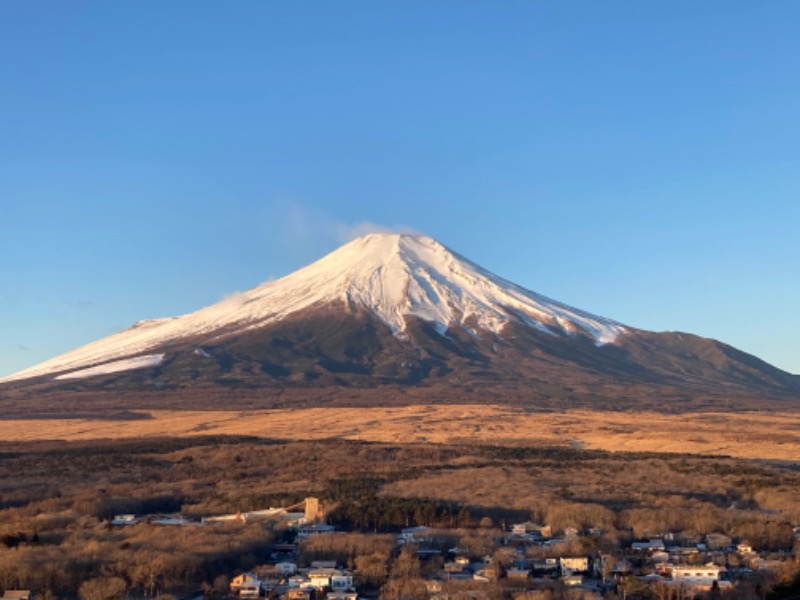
[2,234,624,383]
[3,233,798,409]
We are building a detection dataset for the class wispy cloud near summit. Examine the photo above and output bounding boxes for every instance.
[335,220,419,243]
[273,203,419,258]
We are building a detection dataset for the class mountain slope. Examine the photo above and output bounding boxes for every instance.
[2,234,624,383]
[2,233,798,409]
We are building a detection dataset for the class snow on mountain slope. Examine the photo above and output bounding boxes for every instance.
[1,234,626,383]
[53,354,165,380]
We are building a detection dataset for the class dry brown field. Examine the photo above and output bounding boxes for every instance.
[2,405,799,461]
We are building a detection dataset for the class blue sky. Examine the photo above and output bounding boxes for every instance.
[2,1,799,377]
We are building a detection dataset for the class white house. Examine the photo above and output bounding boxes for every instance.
[560,557,590,574]
[307,568,353,590]
[230,572,263,598]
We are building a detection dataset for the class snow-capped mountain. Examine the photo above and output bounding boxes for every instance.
[2,233,799,407]
[2,234,624,382]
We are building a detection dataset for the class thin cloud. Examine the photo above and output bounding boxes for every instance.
[277,203,419,247]
[261,203,424,280]
[335,221,419,243]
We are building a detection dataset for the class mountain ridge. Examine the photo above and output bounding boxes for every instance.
[2,234,626,383]
[2,233,798,411]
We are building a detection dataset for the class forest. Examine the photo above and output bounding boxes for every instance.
[0,435,798,598]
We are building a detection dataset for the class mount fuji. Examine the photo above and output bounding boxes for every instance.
[3,234,798,411]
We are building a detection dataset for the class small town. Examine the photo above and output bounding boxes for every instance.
[6,496,797,600]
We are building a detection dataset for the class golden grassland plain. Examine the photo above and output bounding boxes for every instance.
[1,405,799,461]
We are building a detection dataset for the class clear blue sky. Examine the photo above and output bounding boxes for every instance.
[2,1,799,377]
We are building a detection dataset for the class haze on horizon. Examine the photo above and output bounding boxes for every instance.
[1,1,799,378]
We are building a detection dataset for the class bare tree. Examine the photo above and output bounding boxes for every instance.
[78,577,127,600]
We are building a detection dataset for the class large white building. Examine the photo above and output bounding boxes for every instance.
[671,565,721,582]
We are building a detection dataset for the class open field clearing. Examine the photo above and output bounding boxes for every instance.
[2,405,798,460]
